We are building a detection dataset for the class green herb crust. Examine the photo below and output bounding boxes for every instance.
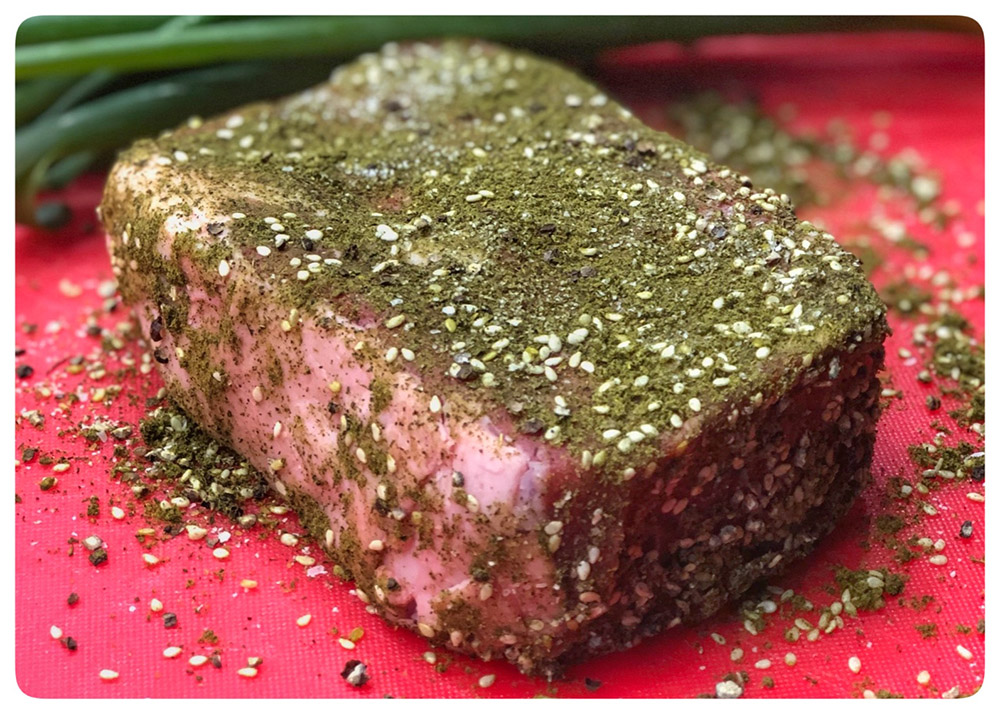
[101,40,887,475]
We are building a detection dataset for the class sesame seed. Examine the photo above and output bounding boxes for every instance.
[929,554,948,565]
[237,667,258,678]
[917,670,931,685]
[50,625,62,639]
[785,653,797,666]
[252,385,264,402]
[755,658,771,670]
[241,579,257,589]
[338,638,356,650]
[99,669,119,681]
[848,656,862,674]
[429,395,442,413]
[164,646,183,659]
[375,224,398,241]
[142,553,160,566]
[956,645,973,660]
[479,674,496,688]
[218,260,231,277]
[186,525,207,540]
[212,547,230,560]
[294,554,316,566]
[368,539,384,551]
[256,245,271,256]
[715,680,743,699]
[567,328,589,344]
[296,614,312,627]
[755,346,771,359]
[189,655,209,667]
[688,397,702,412]
[967,492,984,502]
[111,506,125,520]
[385,314,405,329]
[280,532,299,547]
[150,598,163,612]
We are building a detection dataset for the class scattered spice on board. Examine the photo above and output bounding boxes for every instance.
[119,406,270,521]
[834,567,906,611]
[340,660,370,687]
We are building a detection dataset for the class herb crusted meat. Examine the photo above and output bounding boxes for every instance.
[100,40,888,676]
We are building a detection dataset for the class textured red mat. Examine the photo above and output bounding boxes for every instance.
[15,31,984,698]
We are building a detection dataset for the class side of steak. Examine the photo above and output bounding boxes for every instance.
[100,40,887,676]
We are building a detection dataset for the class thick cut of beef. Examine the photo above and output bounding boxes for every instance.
[100,40,887,676]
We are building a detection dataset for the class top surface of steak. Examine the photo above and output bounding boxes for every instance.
[100,40,887,676]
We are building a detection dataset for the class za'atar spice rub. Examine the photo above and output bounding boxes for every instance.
[99,40,888,676]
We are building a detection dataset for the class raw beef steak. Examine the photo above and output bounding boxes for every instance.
[100,40,888,676]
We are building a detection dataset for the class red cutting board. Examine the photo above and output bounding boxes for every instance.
[14,30,985,699]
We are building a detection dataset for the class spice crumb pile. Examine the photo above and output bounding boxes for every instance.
[15,32,983,698]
